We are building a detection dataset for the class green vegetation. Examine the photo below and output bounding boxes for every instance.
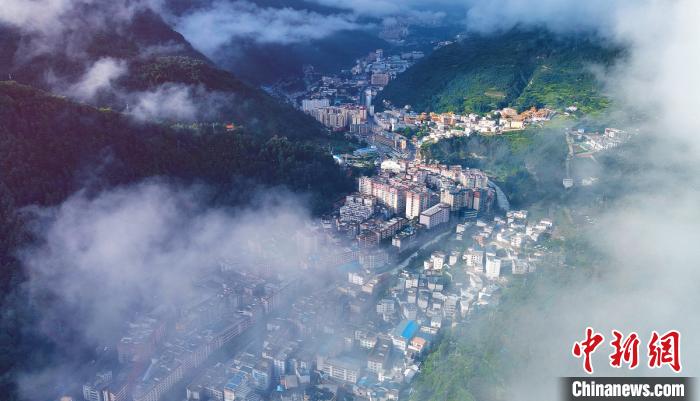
[410,266,593,401]
[2,10,326,141]
[514,41,618,114]
[220,29,391,85]
[419,127,568,207]
[376,30,620,115]
[409,199,609,401]
[407,133,654,401]
[0,11,366,398]
[0,81,352,210]
[0,81,354,400]
[122,56,327,140]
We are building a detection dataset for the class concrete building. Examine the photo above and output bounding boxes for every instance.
[429,251,446,270]
[348,272,366,286]
[419,203,450,229]
[318,357,362,384]
[464,248,484,272]
[402,303,418,320]
[392,230,416,252]
[406,188,432,219]
[360,249,389,270]
[82,371,129,401]
[310,105,367,131]
[371,73,390,86]
[376,298,396,316]
[301,98,330,112]
[367,340,391,374]
[512,259,530,275]
[440,187,473,211]
[339,193,376,223]
[359,176,407,216]
[132,316,252,401]
[485,253,501,280]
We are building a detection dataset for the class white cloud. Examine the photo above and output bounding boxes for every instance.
[20,181,328,346]
[65,57,128,101]
[311,0,459,19]
[127,83,200,121]
[175,1,365,55]
[0,0,166,59]
[450,0,700,396]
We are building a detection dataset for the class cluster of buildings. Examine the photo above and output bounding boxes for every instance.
[332,162,497,259]
[460,210,554,280]
[564,127,634,188]
[306,104,369,132]
[62,26,584,401]
[74,184,558,401]
[570,127,632,154]
[351,49,423,88]
[182,318,317,401]
[327,161,497,282]
[287,208,556,400]
[80,271,294,401]
[298,49,422,134]
[372,106,555,147]
[160,209,556,401]
[357,162,494,220]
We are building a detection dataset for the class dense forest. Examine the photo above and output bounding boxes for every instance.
[0,81,352,209]
[375,29,620,114]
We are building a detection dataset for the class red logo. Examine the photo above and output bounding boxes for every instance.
[609,330,640,369]
[572,328,681,374]
[572,327,605,374]
[648,330,681,373]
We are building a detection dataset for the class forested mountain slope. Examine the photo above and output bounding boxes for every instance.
[376,30,620,114]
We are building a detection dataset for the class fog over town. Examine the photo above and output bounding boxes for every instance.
[0,1,698,401]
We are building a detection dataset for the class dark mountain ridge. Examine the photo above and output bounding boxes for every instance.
[0,8,326,139]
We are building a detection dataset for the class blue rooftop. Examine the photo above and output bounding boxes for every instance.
[400,320,419,340]
[224,372,246,391]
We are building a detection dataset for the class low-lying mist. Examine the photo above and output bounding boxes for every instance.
[458,0,700,398]
[16,180,342,399]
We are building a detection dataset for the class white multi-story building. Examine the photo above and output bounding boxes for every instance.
[464,249,485,272]
[419,203,450,229]
[485,253,501,279]
[359,176,407,215]
[512,259,530,275]
[339,194,375,223]
[301,98,330,112]
[318,357,361,384]
[430,251,446,270]
[406,188,432,219]
[376,298,395,315]
[348,272,365,286]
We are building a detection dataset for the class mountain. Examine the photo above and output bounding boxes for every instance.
[0,7,362,398]
[0,81,352,210]
[215,30,391,87]
[0,9,326,139]
[165,0,392,86]
[0,79,353,399]
[375,29,620,114]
